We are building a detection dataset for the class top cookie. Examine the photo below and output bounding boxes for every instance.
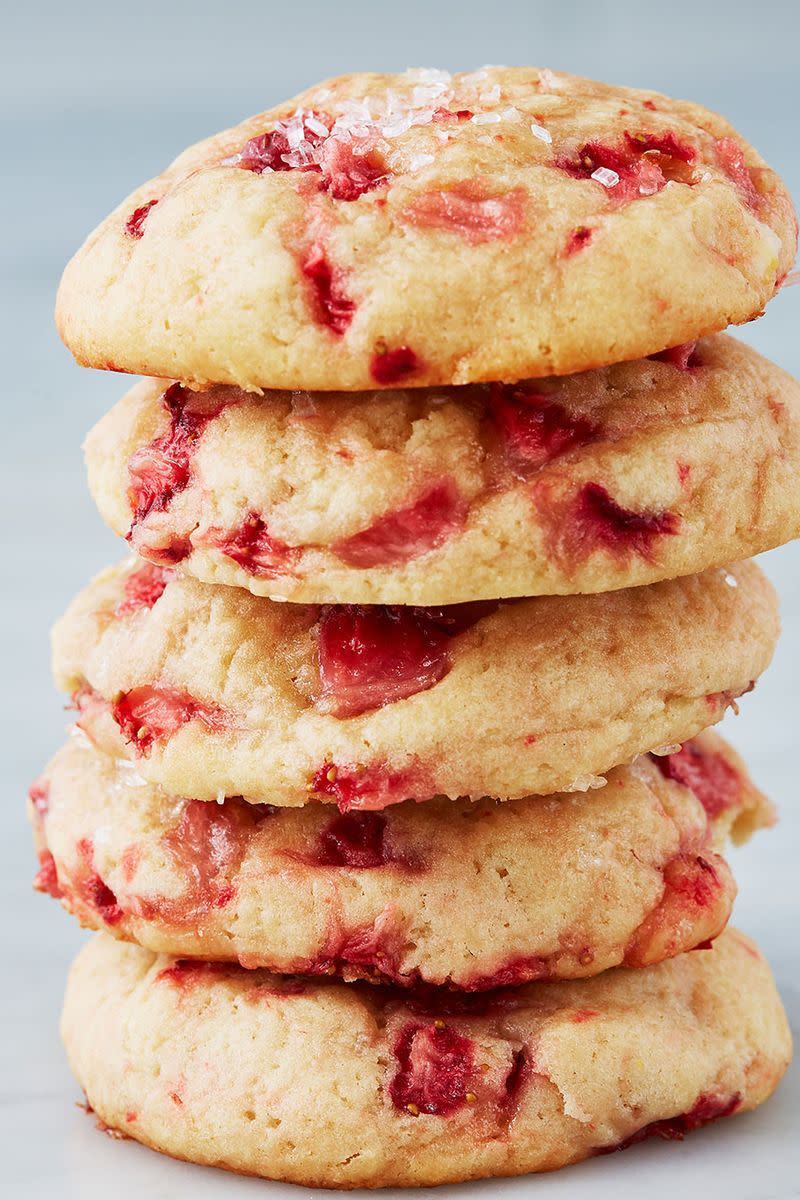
[56,68,796,391]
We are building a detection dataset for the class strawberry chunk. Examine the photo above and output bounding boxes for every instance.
[233,112,387,201]
[318,607,446,716]
[309,761,427,812]
[207,511,300,579]
[370,345,421,384]
[653,741,741,818]
[333,480,466,568]
[317,136,387,200]
[650,341,700,370]
[315,811,391,868]
[623,130,695,163]
[489,384,598,473]
[306,909,407,980]
[75,838,124,925]
[555,131,696,204]
[715,137,761,210]
[463,955,552,990]
[111,686,227,756]
[402,181,526,244]
[133,799,269,924]
[663,853,722,909]
[624,852,729,969]
[157,960,233,988]
[600,1093,741,1153]
[28,780,50,821]
[389,1022,475,1115]
[432,108,473,121]
[234,112,331,174]
[501,1047,531,1119]
[115,563,173,617]
[536,480,680,566]
[127,384,225,536]
[300,242,356,334]
[576,482,680,558]
[125,199,158,238]
[563,225,594,256]
[316,601,495,717]
[34,850,63,900]
[555,139,667,203]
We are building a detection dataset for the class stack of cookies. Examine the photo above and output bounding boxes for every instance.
[34,68,798,1188]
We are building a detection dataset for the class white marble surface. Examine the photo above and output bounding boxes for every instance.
[2,1,799,1196]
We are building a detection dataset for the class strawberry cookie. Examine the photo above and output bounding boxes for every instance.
[61,929,791,1188]
[33,730,772,987]
[86,334,800,603]
[51,558,777,807]
[56,68,795,391]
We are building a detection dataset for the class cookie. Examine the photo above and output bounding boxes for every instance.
[51,558,776,807]
[32,729,772,986]
[61,930,791,1188]
[86,334,800,604]
[56,68,795,392]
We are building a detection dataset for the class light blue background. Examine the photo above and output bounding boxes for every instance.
[2,2,798,1196]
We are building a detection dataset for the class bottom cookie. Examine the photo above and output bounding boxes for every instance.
[62,930,790,1189]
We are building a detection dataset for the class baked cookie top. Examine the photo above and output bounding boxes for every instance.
[56,68,796,391]
[33,730,772,988]
[62,930,790,1188]
[86,334,800,603]
[51,558,777,807]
